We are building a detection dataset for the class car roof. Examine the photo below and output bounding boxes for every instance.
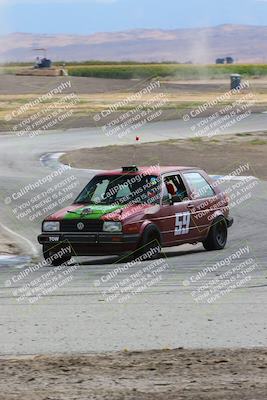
[96,166,198,176]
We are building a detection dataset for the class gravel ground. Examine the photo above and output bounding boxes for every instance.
[1,348,267,400]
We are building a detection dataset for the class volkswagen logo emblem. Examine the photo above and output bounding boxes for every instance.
[77,222,85,231]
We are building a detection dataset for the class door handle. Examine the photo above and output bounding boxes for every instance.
[187,203,194,209]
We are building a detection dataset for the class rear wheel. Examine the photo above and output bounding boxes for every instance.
[43,245,72,266]
[203,216,227,251]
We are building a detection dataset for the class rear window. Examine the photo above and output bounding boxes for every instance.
[184,172,215,199]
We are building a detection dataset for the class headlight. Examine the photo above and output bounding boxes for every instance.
[43,221,60,232]
[103,221,122,233]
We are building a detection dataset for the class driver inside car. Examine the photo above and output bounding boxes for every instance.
[165,178,187,202]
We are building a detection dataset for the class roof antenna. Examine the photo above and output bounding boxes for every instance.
[133,135,140,164]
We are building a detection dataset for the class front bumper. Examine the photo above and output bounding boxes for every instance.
[38,232,140,255]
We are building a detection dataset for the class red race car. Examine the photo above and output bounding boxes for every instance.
[38,165,233,265]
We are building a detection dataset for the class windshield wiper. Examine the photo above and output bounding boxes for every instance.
[74,201,97,205]
[67,210,80,215]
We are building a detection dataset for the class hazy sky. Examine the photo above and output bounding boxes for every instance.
[1,0,267,34]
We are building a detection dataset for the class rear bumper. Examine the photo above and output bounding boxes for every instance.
[226,217,234,228]
[38,232,140,255]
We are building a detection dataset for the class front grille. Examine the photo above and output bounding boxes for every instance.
[60,219,104,232]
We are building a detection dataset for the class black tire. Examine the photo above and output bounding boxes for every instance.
[43,245,71,266]
[135,225,162,260]
[203,216,228,251]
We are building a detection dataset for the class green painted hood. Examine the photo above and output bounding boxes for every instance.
[63,204,124,220]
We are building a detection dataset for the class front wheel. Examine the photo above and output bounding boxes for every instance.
[43,245,72,266]
[135,225,162,260]
[203,217,228,251]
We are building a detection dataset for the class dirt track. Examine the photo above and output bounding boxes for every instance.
[60,132,267,179]
[1,348,267,400]
[0,75,137,95]
[1,75,267,132]
[2,75,267,95]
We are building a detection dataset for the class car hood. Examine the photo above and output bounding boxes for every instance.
[47,203,156,222]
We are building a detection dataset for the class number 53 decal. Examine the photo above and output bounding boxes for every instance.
[174,212,191,235]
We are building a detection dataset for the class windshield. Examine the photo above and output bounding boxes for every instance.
[75,174,161,206]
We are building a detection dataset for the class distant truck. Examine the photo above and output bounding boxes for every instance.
[35,56,52,69]
[16,48,68,77]
[216,57,234,64]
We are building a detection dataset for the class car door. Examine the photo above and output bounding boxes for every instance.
[181,171,219,239]
[152,173,196,246]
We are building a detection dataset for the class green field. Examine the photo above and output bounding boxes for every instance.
[68,64,267,80]
[2,62,267,80]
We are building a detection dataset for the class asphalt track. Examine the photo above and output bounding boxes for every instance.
[0,115,267,355]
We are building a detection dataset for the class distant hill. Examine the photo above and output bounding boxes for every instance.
[1,24,267,63]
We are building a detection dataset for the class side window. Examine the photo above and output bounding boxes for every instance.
[164,174,189,202]
[183,172,215,199]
